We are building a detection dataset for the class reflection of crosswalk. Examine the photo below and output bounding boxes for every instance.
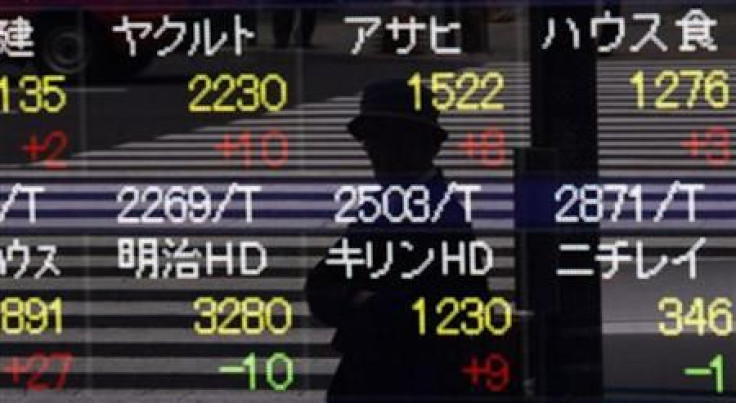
[0,62,526,399]
[1,59,736,398]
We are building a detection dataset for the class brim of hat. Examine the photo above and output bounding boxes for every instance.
[347,113,448,141]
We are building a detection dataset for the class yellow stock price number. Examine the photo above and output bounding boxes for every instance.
[0,297,63,335]
[630,69,729,110]
[0,75,67,114]
[412,296,512,337]
[658,296,733,337]
[188,73,288,113]
[408,71,504,112]
[193,296,292,336]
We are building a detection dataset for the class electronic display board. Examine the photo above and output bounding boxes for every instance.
[0,1,734,402]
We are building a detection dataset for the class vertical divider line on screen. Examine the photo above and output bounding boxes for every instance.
[515,7,533,391]
[296,33,311,395]
[78,6,93,394]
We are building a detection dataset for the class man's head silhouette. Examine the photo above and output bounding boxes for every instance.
[348,79,448,180]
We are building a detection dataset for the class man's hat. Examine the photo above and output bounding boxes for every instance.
[348,79,448,142]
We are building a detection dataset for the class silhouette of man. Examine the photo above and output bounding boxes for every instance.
[306,79,492,401]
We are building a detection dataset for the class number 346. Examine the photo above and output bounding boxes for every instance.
[658,296,733,337]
